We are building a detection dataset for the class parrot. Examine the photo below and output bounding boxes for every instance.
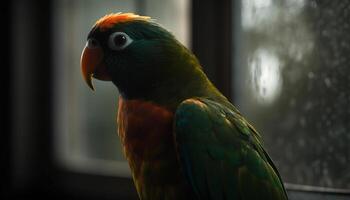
[81,13,288,200]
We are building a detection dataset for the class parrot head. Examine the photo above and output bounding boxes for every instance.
[81,13,203,100]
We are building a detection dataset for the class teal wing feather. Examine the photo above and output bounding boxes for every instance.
[174,98,288,200]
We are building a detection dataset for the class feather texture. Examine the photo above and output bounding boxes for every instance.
[117,97,196,200]
[174,98,288,200]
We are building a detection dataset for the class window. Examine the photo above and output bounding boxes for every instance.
[9,0,349,199]
[233,0,350,193]
[52,0,190,177]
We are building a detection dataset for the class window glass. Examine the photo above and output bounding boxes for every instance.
[53,0,190,176]
[233,0,350,189]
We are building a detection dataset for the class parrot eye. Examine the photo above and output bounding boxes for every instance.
[86,38,99,49]
[108,32,133,50]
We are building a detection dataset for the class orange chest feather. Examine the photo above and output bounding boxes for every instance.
[117,97,174,159]
[116,97,195,199]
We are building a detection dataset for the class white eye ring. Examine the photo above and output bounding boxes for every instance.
[86,38,99,49]
[108,32,133,50]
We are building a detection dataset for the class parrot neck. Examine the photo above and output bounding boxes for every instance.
[118,67,226,111]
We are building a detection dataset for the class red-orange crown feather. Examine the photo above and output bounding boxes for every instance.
[94,12,151,31]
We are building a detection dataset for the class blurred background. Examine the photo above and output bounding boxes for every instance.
[4,0,350,199]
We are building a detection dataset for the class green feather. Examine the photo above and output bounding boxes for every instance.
[174,98,288,200]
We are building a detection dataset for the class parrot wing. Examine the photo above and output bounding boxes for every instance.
[174,98,288,200]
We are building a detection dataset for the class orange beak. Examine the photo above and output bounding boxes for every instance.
[81,45,111,90]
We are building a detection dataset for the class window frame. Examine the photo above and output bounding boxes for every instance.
[191,0,233,99]
[8,0,137,199]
